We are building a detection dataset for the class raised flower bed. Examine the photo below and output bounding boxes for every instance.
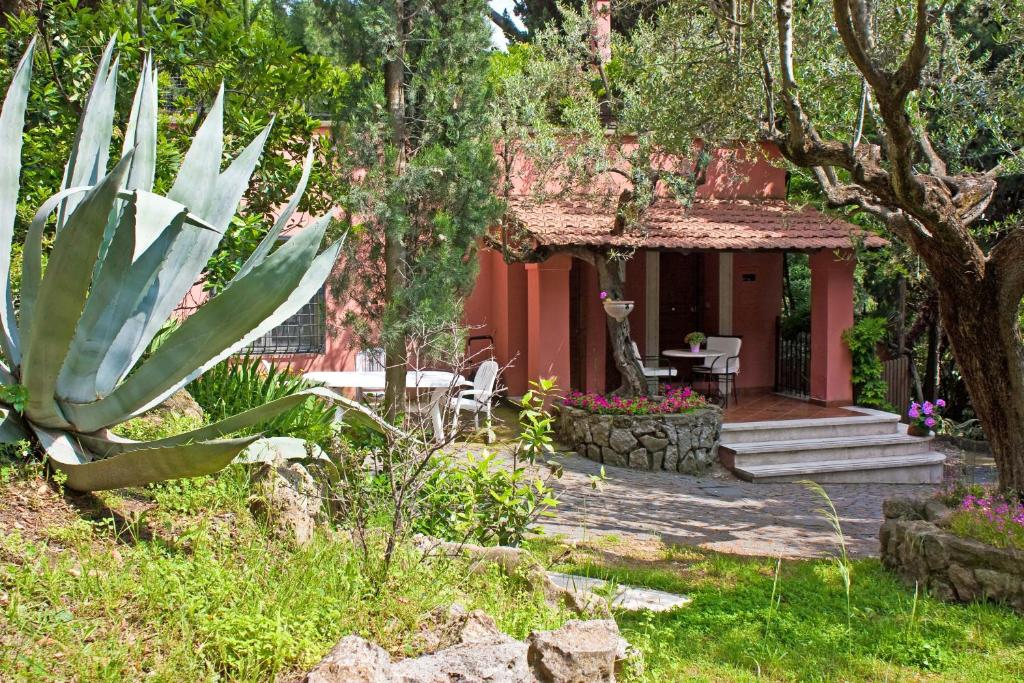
[880,486,1024,611]
[558,386,722,474]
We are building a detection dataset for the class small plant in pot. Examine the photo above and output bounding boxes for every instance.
[907,399,944,436]
[685,331,706,353]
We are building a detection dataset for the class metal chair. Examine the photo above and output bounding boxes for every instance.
[693,336,741,407]
[449,359,500,434]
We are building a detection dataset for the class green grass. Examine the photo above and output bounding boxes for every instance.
[0,465,567,682]
[528,537,1024,682]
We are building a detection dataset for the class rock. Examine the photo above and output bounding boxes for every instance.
[591,418,612,447]
[304,635,393,683]
[249,460,323,546]
[392,640,532,682]
[145,387,205,422]
[527,619,628,683]
[638,436,668,452]
[882,497,925,521]
[627,448,650,469]
[608,429,638,454]
[948,563,981,601]
[602,447,626,468]
[415,604,510,653]
[663,445,679,471]
[924,500,953,526]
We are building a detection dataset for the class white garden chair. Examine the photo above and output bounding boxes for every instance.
[630,340,677,394]
[355,347,385,405]
[449,359,499,434]
[693,336,741,406]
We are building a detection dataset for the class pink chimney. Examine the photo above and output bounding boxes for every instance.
[592,0,611,64]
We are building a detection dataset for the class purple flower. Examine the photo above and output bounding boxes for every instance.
[925,416,937,428]
[908,405,920,419]
[599,290,608,300]
[923,401,934,416]
[935,398,946,408]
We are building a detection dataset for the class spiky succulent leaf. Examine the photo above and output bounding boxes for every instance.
[35,423,259,492]
[231,143,316,284]
[57,193,189,402]
[21,154,134,428]
[0,39,35,368]
[0,405,28,443]
[57,38,118,231]
[62,214,334,432]
[122,55,158,194]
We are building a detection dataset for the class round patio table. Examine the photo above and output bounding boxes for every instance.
[661,349,725,391]
[303,370,468,442]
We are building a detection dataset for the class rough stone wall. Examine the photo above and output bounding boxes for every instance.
[558,405,722,474]
[880,497,1024,612]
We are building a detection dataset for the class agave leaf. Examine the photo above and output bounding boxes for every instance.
[34,423,258,492]
[0,405,28,443]
[0,39,36,368]
[21,154,134,429]
[167,84,224,211]
[57,38,119,230]
[75,387,391,457]
[57,193,189,402]
[122,55,158,194]
[19,186,92,339]
[235,437,328,463]
[99,117,274,391]
[64,215,335,432]
[231,143,315,284]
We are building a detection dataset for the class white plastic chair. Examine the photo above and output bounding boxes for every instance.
[355,347,385,404]
[630,340,677,393]
[449,359,499,434]
[693,336,741,406]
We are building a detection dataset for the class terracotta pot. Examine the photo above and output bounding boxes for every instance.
[602,299,635,322]
[907,424,931,437]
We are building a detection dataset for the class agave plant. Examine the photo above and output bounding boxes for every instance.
[0,39,367,491]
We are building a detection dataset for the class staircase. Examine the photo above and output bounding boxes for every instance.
[719,407,945,484]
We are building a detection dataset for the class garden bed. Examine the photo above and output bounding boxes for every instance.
[880,495,1024,612]
[557,391,722,474]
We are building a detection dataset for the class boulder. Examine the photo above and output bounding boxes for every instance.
[415,603,511,653]
[391,640,532,682]
[304,635,393,683]
[527,619,628,683]
[249,460,323,546]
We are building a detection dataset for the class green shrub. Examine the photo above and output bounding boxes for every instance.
[188,356,336,447]
[842,317,893,411]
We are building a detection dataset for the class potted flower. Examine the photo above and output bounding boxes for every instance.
[600,290,634,322]
[907,399,945,436]
[684,331,706,353]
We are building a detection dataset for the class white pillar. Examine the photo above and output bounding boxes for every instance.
[718,252,733,334]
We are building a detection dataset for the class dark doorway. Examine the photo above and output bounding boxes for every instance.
[569,260,586,391]
[659,252,701,349]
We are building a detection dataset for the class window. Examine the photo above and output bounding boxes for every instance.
[248,288,326,355]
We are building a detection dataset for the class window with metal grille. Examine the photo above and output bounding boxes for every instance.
[248,288,326,355]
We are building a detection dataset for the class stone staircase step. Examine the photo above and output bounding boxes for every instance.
[721,407,900,444]
[731,451,946,484]
[720,432,932,468]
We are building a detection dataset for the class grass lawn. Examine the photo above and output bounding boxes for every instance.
[529,535,1024,682]
[2,456,1023,682]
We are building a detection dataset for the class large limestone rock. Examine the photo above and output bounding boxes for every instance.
[527,619,629,683]
[391,640,532,682]
[249,460,323,546]
[304,636,393,683]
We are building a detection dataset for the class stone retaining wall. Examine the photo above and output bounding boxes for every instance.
[880,497,1024,611]
[558,405,722,474]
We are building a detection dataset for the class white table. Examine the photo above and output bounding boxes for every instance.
[661,349,726,394]
[304,370,468,441]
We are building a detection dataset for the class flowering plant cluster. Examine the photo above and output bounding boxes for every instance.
[908,398,945,431]
[562,385,707,415]
[946,486,1024,550]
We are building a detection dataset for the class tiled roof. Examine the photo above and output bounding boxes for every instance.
[506,196,887,251]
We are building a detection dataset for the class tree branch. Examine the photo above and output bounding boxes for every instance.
[489,9,527,44]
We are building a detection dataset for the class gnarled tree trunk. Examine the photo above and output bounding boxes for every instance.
[594,253,648,397]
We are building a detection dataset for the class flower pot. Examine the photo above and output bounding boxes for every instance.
[689,344,701,353]
[602,299,635,322]
[907,424,931,437]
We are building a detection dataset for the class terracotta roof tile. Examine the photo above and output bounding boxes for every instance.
[506,196,887,251]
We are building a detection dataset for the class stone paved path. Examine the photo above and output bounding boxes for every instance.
[527,450,941,559]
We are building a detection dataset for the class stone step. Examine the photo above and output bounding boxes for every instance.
[721,407,900,444]
[719,432,932,468]
[731,451,946,484]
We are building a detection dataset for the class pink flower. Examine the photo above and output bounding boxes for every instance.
[908,405,920,419]
[599,290,608,300]
[925,416,936,428]
[936,399,946,408]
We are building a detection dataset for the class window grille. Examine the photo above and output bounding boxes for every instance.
[248,288,326,355]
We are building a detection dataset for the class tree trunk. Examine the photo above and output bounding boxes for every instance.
[382,1,408,420]
[938,276,1024,495]
[594,254,648,397]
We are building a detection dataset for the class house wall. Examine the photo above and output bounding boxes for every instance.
[730,252,784,390]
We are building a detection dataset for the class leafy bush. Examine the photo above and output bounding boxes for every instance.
[562,385,707,415]
[188,356,336,446]
[842,317,893,410]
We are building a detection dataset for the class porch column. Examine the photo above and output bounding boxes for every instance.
[809,249,855,405]
[526,254,572,391]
